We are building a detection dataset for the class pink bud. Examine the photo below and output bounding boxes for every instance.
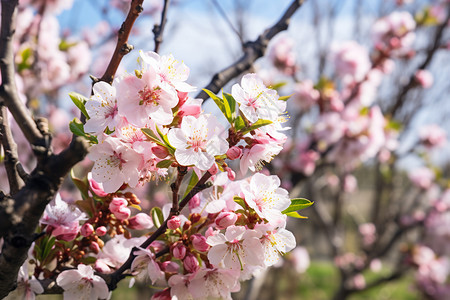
[90,241,100,254]
[215,211,237,229]
[109,197,131,220]
[190,234,209,252]
[188,194,201,210]
[208,163,219,175]
[226,146,242,160]
[152,288,171,300]
[226,167,236,181]
[94,260,111,273]
[161,261,180,273]
[415,70,433,89]
[172,243,187,260]
[88,173,108,197]
[81,223,94,237]
[127,213,153,230]
[151,145,170,159]
[183,253,199,273]
[167,216,181,230]
[96,226,107,236]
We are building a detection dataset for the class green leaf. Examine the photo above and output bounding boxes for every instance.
[151,207,164,228]
[279,94,293,101]
[241,119,273,135]
[183,171,199,198]
[156,125,175,154]
[203,89,225,112]
[141,128,166,147]
[234,116,246,131]
[69,118,98,144]
[282,198,313,214]
[70,169,89,200]
[69,92,90,119]
[285,211,308,219]
[156,159,173,169]
[268,82,287,90]
[223,92,237,122]
[233,196,246,209]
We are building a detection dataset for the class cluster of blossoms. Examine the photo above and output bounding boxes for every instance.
[12,50,308,299]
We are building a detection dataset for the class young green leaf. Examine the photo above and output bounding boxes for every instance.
[69,92,90,119]
[285,211,308,219]
[151,207,164,228]
[156,159,173,169]
[278,94,293,101]
[156,125,175,154]
[183,171,199,198]
[223,92,237,121]
[234,116,246,131]
[241,119,273,135]
[70,169,89,200]
[141,128,165,147]
[203,89,225,112]
[69,118,98,144]
[282,198,313,214]
[233,196,246,209]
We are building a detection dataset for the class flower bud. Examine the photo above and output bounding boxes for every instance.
[226,167,236,181]
[88,173,108,197]
[183,253,199,273]
[90,241,100,254]
[127,213,154,230]
[151,145,170,159]
[226,146,242,160]
[215,211,238,229]
[167,216,181,230]
[208,163,219,175]
[96,226,107,236]
[190,213,202,224]
[190,234,209,252]
[188,194,201,210]
[94,260,111,273]
[172,243,187,260]
[109,197,131,220]
[161,261,179,273]
[81,223,94,237]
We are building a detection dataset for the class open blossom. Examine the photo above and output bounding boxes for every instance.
[419,124,446,148]
[88,136,142,193]
[167,114,228,170]
[188,268,240,300]
[242,173,290,223]
[40,194,87,241]
[231,73,285,122]
[332,41,371,81]
[131,247,165,284]
[116,68,179,127]
[372,11,416,53]
[56,264,109,300]
[5,263,43,300]
[255,223,296,267]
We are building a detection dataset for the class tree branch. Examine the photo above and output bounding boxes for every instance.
[0,0,44,147]
[0,105,23,194]
[196,0,305,101]
[153,0,171,53]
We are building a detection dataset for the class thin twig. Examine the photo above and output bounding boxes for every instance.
[153,0,171,53]
[211,0,244,45]
[196,0,305,101]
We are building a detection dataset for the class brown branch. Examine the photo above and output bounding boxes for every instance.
[0,0,44,147]
[153,0,171,53]
[99,0,144,84]
[388,4,450,117]
[0,105,23,194]
[196,0,305,101]
[170,166,188,214]
[103,171,212,290]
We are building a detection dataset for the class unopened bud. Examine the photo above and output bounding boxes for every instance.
[161,261,179,273]
[226,146,242,160]
[127,213,154,230]
[172,243,187,260]
[81,223,94,237]
[167,216,181,230]
[90,241,100,254]
[190,234,209,252]
[96,226,107,236]
[215,211,238,229]
[226,167,236,181]
[151,145,170,159]
[183,253,199,273]
[208,163,219,175]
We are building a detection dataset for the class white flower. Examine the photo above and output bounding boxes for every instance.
[255,223,296,267]
[207,225,265,271]
[88,136,142,193]
[5,263,43,300]
[84,81,120,134]
[167,114,228,170]
[242,173,290,223]
[56,264,109,300]
[231,73,285,123]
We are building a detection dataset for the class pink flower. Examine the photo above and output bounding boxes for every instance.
[131,247,164,284]
[7,263,44,300]
[231,73,285,122]
[292,80,320,111]
[215,212,238,229]
[242,173,290,223]
[226,146,242,160]
[40,194,87,241]
[290,246,310,274]
[168,216,182,230]
[256,224,296,267]
[167,114,228,171]
[56,264,109,300]
[88,136,142,193]
[183,253,200,273]
[88,173,108,197]
[172,243,187,260]
[332,41,371,81]
[188,268,240,300]
[190,234,209,252]
[267,35,297,75]
[415,70,433,88]
[419,124,446,148]
[96,226,107,236]
[409,167,435,189]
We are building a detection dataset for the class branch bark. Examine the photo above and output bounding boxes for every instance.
[153,0,171,53]
[196,0,305,101]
